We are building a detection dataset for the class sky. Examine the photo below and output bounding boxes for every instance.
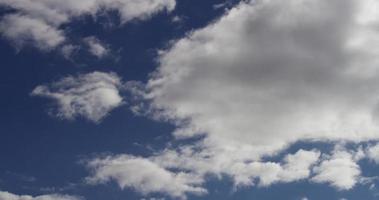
[1,0,379,200]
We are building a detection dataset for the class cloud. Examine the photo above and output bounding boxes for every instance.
[115,0,379,197]
[83,36,109,58]
[60,44,79,59]
[154,147,320,187]
[0,14,65,51]
[85,149,320,197]
[85,154,206,199]
[278,149,321,184]
[0,0,176,51]
[367,144,379,164]
[146,0,379,155]
[31,71,123,122]
[0,191,81,200]
[312,150,361,190]
[137,0,379,173]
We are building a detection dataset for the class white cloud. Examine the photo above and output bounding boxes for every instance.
[86,149,319,197]
[0,191,81,200]
[312,150,361,190]
[154,148,320,187]
[133,0,379,175]
[278,149,321,183]
[85,154,206,199]
[83,36,109,58]
[0,14,65,51]
[227,149,320,187]
[0,0,176,51]
[146,0,379,157]
[31,71,123,122]
[119,0,379,196]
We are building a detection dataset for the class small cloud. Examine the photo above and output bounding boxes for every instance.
[171,15,183,23]
[85,154,206,198]
[60,44,80,59]
[312,150,361,190]
[83,36,109,58]
[31,71,123,123]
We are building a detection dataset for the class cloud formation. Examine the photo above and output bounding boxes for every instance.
[133,1,379,190]
[0,0,176,51]
[147,0,379,155]
[85,148,321,197]
[32,71,123,122]
[86,154,206,199]
[22,0,379,198]
[0,191,81,200]
[99,0,379,197]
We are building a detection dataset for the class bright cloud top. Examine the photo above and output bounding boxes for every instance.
[0,0,176,51]
[0,191,81,200]
[31,71,123,122]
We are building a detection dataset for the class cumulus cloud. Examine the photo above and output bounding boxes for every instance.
[85,154,206,199]
[31,71,123,122]
[146,0,379,155]
[0,191,81,200]
[83,36,109,58]
[0,0,176,51]
[85,149,320,197]
[157,148,320,186]
[312,150,361,190]
[115,0,379,197]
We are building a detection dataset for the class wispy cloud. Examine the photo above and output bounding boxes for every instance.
[31,71,123,123]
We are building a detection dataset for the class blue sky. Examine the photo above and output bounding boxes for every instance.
[1,0,379,200]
